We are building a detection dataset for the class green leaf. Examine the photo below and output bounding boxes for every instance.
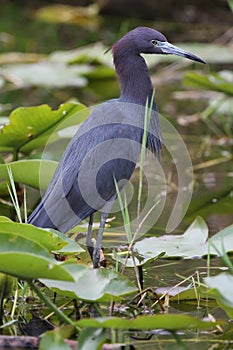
[49,43,112,67]
[205,272,233,308]
[83,66,115,80]
[184,72,233,95]
[205,272,233,318]
[0,102,89,153]
[3,62,89,88]
[0,233,74,281]
[78,328,108,350]
[0,216,12,222]
[209,224,233,255]
[0,273,16,300]
[40,267,136,301]
[112,250,164,267]
[134,217,208,259]
[0,159,57,190]
[39,326,74,350]
[135,219,233,260]
[77,314,219,331]
[0,220,65,251]
[48,229,85,254]
[0,220,84,254]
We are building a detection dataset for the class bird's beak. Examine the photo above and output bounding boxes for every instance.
[157,41,206,64]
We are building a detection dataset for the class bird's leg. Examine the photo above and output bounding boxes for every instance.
[86,214,94,260]
[92,211,108,269]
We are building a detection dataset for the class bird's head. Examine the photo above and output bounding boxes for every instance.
[113,27,205,64]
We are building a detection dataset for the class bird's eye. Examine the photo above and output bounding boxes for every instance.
[151,40,158,46]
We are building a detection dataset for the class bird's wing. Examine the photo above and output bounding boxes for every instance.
[28,101,161,232]
[55,101,147,196]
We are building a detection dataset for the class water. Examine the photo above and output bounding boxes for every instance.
[0,2,232,348]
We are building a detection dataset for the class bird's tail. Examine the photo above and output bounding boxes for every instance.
[27,202,58,231]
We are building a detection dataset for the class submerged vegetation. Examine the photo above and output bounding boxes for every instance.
[0,1,232,349]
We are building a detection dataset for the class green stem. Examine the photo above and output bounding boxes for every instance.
[28,280,80,330]
[171,330,188,349]
[12,149,18,162]
[137,90,155,228]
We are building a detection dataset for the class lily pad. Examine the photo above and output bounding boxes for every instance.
[205,272,233,307]
[111,250,165,267]
[78,328,108,350]
[47,229,85,254]
[205,272,233,318]
[134,217,208,259]
[2,62,89,88]
[0,102,89,153]
[135,218,233,259]
[0,220,65,252]
[0,219,84,254]
[0,52,46,65]
[77,314,219,330]
[40,267,136,302]
[39,332,72,350]
[209,223,233,255]
[0,233,74,281]
[0,220,81,253]
[49,43,112,67]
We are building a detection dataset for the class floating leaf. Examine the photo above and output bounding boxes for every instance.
[205,272,233,318]
[47,229,85,254]
[0,233,73,281]
[0,219,84,255]
[209,224,233,255]
[50,43,112,67]
[134,217,208,259]
[2,62,89,88]
[39,326,75,350]
[40,267,136,302]
[0,216,12,222]
[111,250,165,267]
[135,218,233,259]
[0,220,65,251]
[83,66,115,80]
[205,272,233,308]
[78,328,108,350]
[0,102,89,153]
[155,285,211,305]
[77,314,219,331]
[0,52,46,65]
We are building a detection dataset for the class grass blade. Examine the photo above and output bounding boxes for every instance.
[137,90,155,227]
[7,166,22,223]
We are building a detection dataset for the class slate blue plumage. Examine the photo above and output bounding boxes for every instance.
[28,27,205,267]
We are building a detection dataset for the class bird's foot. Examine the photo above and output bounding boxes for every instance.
[93,247,100,269]
[86,244,94,261]
[92,247,106,268]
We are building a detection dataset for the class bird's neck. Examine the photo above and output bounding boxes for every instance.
[114,52,155,107]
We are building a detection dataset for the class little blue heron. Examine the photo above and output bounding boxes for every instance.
[28,27,205,268]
